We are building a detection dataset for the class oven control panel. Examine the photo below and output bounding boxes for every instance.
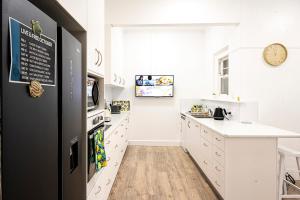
[87,111,105,131]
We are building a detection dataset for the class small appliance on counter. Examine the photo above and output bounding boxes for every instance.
[110,104,121,114]
[213,107,229,120]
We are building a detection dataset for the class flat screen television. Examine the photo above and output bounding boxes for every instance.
[135,75,174,97]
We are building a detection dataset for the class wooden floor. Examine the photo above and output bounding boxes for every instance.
[108,146,219,200]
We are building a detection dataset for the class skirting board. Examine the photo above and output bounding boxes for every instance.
[128,140,181,146]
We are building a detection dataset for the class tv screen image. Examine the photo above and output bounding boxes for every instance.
[135,75,174,97]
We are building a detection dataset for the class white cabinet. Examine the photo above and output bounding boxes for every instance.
[186,119,202,164]
[180,115,188,151]
[56,0,87,29]
[105,27,126,87]
[87,115,130,200]
[183,115,278,200]
[87,0,105,77]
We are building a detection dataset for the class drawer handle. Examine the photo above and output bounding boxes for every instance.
[215,137,221,142]
[115,131,119,135]
[203,143,208,147]
[203,130,208,133]
[115,144,118,149]
[215,166,221,172]
[106,179,111,186]
[121,134,124,138]
[215,152,221,157]
[215,181,221,187]
[114,162,118,167]
[121,124,124,127]
[195,125,199,128]
[94,186,102,195]
[203,160,208,165]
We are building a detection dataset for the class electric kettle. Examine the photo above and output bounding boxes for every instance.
[213,107,228,120]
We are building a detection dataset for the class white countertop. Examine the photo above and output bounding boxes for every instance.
[183,113,300,138]
[104,112,129,137]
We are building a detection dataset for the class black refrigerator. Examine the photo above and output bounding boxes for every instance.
[58,27,85,200]
[1,0,85,199]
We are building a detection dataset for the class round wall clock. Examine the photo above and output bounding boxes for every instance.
[263,43,288,66]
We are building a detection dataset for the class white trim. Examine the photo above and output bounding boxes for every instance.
[128,140,181,146]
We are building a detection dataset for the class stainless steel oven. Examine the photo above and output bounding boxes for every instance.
[87,77,99,111]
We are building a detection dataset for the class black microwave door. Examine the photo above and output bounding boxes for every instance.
[92,82,99,105]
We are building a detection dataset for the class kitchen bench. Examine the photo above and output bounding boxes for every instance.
[181,113,300,200]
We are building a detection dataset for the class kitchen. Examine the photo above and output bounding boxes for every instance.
[1,0,300,200]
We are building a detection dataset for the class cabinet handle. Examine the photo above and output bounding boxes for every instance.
[107,157,111,161]
[203,160,208,165]
[106,179,111,186]
[195,125,199,128]
[121,149,124,153]
[215,137,221,142]
[203,143,208,147]
[121,134,124,138]
[115,144,118,149]
[125,140,128,143]
[187,121,191,128]
[114,162,118,167]
[97,51,103,67]
[203,129,208,133]
[215,181,221,187]
[215,152,221,157]
[94,186,102,195]
[106,140,111,145]
[215,166,221,172]
[115,131,118,135]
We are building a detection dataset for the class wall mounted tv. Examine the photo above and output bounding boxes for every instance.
[135,75,174,97]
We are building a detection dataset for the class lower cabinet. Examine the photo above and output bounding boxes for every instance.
[88,115,130,200]
[185,118,225,198]
[184,116,278,200]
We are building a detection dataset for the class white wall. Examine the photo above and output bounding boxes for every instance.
[112,27,208,145]
[106,0,240,25]
[203,0,300,176]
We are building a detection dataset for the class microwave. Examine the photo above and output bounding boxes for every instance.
[87,77,99,111]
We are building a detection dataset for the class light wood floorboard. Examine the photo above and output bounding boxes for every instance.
[108,146,219,200]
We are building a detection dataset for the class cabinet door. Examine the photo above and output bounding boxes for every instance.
[57,0,87,29]
[110,27,124,85]
[87,0,105,77]
[190,121,202,163]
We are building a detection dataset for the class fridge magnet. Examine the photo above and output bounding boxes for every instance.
[29,80,44,98]
[8,17,56,87]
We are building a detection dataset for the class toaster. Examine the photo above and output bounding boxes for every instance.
[111,105,121,114]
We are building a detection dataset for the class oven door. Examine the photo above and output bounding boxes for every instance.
[87,79,99,110]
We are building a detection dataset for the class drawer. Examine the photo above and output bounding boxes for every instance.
[88,169,109,200]
[201,126,212,143]
[213,161,225,181]
[198,156,211,177]
[200,139,212,159]
[212,132,225,151]
[212,173,225,197]
[212,145,225,166]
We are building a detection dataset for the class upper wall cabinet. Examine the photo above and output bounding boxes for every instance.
[87,0,105,77]
[105,27,126,87]
[56,0,88,29]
